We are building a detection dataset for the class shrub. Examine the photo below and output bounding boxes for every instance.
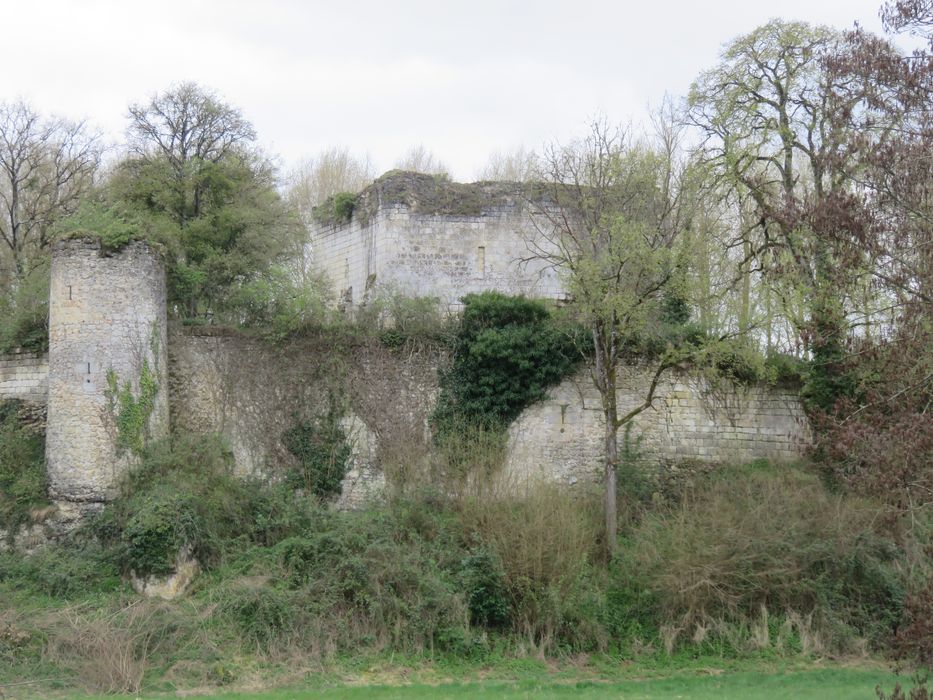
[121,490,202,577]
[0,399,48,533]
[282,406,353,499]
[0,542,122,598]
[221,586,297,649]
[98,433,315,575]
[313,191,357,226]
[461,547,510,629]
[620,464,905,652]
[458,481,607,652]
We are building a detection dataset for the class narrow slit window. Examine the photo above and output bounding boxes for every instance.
[477,246,486,279]
[68,285,72,300]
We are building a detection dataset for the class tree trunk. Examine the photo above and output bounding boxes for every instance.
[604,408,619,559]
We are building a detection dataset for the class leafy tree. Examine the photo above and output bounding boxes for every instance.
[529,122,704,557]
[688,20,866,411]
[94,83,299,321]
[815,0,933,514]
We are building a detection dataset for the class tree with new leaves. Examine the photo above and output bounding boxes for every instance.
[0,101,100,278]
[688,20,866,410]
[97,83,298,321]
[529,122,701,556]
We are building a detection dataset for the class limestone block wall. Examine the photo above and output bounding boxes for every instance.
[45,239,169,503]
[0,350,48,405]
[505,367,811,487]
[311,172,564,309]
[168,327,440,487]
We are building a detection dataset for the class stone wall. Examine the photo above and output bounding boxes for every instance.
[505,367,811,487]
[311,172,564,309]
[168,327,441,505]
[0,350,48,405]
[45,238,169,504]
[168,328,811,501]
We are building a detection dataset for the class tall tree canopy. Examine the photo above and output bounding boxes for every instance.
[86,83,299,321]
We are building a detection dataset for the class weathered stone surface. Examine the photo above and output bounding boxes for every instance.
[168,327,439,483]
[0,350,48,406]
[130,546,200,600]
[310,172,564,309]
[335,412,384,510]
[45,238,169,503]
[505,367,811,487]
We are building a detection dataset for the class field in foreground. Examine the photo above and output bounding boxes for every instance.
[39,666,919,700]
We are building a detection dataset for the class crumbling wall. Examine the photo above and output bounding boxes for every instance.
[167,327,441,496]
[311,172,564,309]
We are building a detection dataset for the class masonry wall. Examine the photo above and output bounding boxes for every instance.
[167,327,440,507]
[505,367,811,487]
[0,350,48,405]
[45,239,169,504]
[168,329,811,500]
[311,173,564,309]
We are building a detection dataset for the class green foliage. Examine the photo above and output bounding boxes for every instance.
[0,542,122,597]
[0,258,50,354]
[0,400,48,533]
[105,357,159,455]
[618,464,906,653]
[52,199,169,253]
[121,490,202,577]
[461,548,510,629]
[434,292,580,435]
[90,90,301,325]
[282,406,353,499]
[221,586,296,649]
[313,191,357,226]
[96,433,315,577]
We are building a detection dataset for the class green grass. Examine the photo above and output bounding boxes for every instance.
[46,665,912,700]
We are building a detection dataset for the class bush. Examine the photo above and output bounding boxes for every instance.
[121,490,203,577]
[619,464,905,653]
[461,547,510,629]
[0,399,48,533]
[97,433,315,575]
[459,481,608,652]
[221,586,297,649]
[282,406,353,499]
[0,542,122,598]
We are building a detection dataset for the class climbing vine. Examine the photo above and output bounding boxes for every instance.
[106,358,159,456]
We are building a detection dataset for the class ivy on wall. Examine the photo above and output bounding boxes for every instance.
[433,292,581,434]
[106,358,159,455]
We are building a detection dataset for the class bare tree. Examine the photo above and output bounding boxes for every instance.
[0,101,101,276]
[529,121,698,557]
[126,82,257,225]
[394,144,449,176]
[287,147,375,223]
[477,146,537,182]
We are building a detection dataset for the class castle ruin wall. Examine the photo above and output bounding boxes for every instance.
[0,350,48,406]
[45,238,169,504]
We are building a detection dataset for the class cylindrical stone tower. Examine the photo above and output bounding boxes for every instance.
[46,237,169,504]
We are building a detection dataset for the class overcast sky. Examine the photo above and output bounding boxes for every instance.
[3,0,901,181]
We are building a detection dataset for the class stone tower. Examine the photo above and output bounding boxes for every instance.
[45,238,169,506]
